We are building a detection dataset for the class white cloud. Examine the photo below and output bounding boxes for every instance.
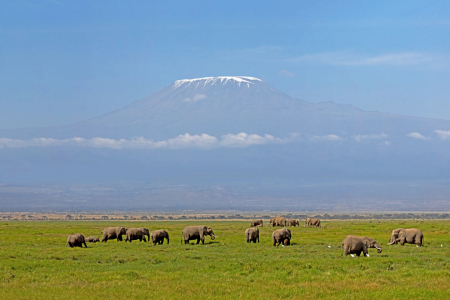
[311,134,342,141]
[278,69,295,78]
[384,141,391,146]
[407,132,428,140]
[287,51,434,67]
[435,130,450,140]
[353,133,388,142]
[183,94,207,102]
[0,133,287,150]
[220,132,280,148]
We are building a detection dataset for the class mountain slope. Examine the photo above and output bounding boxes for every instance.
[3,76,449,140]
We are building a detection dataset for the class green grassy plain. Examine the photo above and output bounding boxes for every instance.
[1,220,450,299]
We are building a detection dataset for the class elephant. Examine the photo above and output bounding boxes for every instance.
[269,218,275,227]
[245,227,259,243]
[125,228,149,242]
[251,219,263,227]
[388,228,423,246]
[67,233,87,248]
[150,230,170,245]
[309,218,321,227]
[273,217,286,227]
[361,236,382,253]
[272,228,291,246]
[85,236,99,243]
[304,217,311,227]
[287,219,299,227]
[181,225,215,245]
[101,227,127,242]
[341,235,369,257]
[140,227,150,240]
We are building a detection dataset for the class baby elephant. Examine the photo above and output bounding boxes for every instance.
[67,233,87,248]
[341,235,382,257]
[272,228,291,246]
[150,230,170,245]
[245,227,259,243]
[85,236,100,243]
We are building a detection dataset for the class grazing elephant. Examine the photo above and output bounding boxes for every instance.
[272,228,291,246]
[151,230,170,245]
[245,227,259,243]
[181,225,215,245]
[274,217,287,227]
[388,228,423,246]
[85,236,99,243]
[251,219,263,227]
[341,235,369,257]
[139,227,150,241]
[287,219,299,227]
[309,218,321,227]
[67,233,87,248]
[125,228,149,242]
[101,227,127,242]
[269,218,275,227]
[361,236,382,253]
[304,217,311,227]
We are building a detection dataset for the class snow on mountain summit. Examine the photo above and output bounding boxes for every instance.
[173,76,262,88]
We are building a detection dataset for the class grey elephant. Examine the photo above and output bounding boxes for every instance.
[269,218,275,227]
[101,226,127,242]
[181,225,215,245]
[245,227,259,243]
[274,217,286,227]
[251,219,263,227]
[388,228,423,246]
[85,236,99,243]
[341,235,370,257]
[272,228,291,246]
[150,230,170,245]
[309,218,321,227]
[67,233,87,248]
[140,227,150,241]
[304,217,311,227]
[361,236,382,253]
[125,227,149,242]
[287,219,299,227]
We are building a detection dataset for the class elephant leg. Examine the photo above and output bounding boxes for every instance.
[83,242,87,248]
[356,250,361,257]
[201,239,205,245]
[68,242,73,248]
[196,238,200,244]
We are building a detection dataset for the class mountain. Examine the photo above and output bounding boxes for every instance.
[1,76,450,211]
[3,76,450,140]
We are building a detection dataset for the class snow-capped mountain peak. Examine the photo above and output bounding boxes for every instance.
[173,76,262,89]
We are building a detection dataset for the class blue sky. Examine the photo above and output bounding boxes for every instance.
[1,0,450,129]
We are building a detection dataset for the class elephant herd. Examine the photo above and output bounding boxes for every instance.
[67,225,217,248]
[66,221,425,259]
[66,226,170,248]
[265,217,320,228]
[250,218,425,257]
[341,228,424,257]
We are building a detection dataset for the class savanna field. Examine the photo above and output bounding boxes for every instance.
[1,219,450,299]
